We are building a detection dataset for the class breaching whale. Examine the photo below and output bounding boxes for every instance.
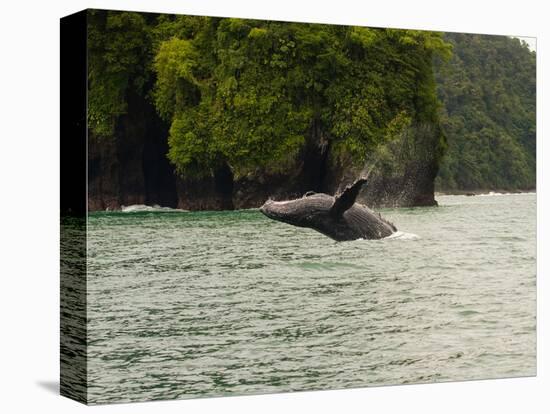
[259,177,397,241]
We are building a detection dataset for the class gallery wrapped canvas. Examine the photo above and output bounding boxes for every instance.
[60,8,536,405]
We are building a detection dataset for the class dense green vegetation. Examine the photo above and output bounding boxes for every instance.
[152,17,450,179]
[88,11,449,181]
[88,10,154,137]
[87,10,536,195]
[435,33,536,191]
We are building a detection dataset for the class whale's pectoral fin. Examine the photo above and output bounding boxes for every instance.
[329,177,368,217]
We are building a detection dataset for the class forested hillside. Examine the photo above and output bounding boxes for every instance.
[87,10,450,210]
[435,33,536,191]
[85,10,536,211]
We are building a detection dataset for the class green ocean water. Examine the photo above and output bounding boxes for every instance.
[84,193,536,404]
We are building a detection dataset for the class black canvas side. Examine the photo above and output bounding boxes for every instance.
[60,9,88,405]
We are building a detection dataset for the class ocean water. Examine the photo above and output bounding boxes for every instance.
[84,193,536,404]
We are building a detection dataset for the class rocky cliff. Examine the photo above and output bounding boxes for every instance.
[86,11,444,211]
[88,91,438,211]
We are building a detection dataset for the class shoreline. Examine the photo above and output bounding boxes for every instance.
[435,189,536,196]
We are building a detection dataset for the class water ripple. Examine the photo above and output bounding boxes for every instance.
[84,193,536,404]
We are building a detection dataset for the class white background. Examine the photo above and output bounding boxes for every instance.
[0,0,548,412]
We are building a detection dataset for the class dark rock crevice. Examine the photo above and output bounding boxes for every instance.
[88,89,178,210]
[176,164,234,211]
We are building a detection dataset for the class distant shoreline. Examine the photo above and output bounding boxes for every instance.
[435,189,536,196]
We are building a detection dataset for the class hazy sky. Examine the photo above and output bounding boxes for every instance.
[516,36,536,51]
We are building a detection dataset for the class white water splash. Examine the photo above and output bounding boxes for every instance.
[120,204,187,213]
[478,191,535,197]
[384,230,420,240]
[350,230,420,242]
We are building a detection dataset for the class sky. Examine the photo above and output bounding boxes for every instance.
[516,36,536,51]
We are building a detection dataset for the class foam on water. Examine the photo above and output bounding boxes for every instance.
[349,230,420,243]
[477,191,535,197]
[384,230,421,240]
[120,204,187,213]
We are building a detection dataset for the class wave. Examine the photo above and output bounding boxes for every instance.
[477,191,535,197]
[384,231,420,240]
[119,204,187,213]
[349,231,420,243]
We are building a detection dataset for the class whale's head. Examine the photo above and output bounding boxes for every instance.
[259,193,334,228]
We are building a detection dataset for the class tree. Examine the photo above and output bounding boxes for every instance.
[435,33,536,191]
[152,17,450,179]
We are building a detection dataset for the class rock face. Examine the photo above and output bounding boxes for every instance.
[87,93,438,211]
[175,164,234,211]
[324,158,438,209]
[88,89,177,211]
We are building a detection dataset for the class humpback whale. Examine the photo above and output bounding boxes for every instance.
[260,178,397,241]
